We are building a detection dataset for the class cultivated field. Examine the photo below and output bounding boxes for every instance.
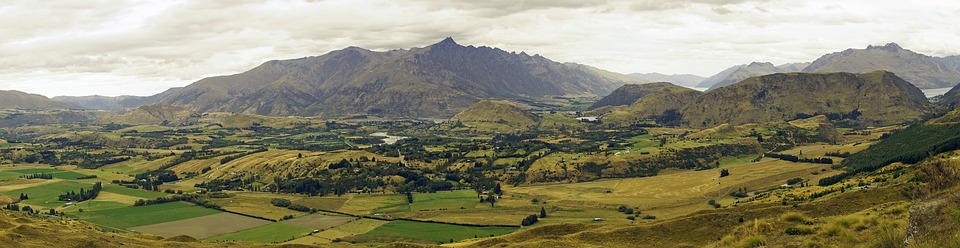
[207,222,314,243]
[282,213,356,230]
[70,201,221,231]
[130,212,272,239]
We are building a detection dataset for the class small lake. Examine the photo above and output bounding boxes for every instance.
[922,87,953,98]
[371,132,407,145]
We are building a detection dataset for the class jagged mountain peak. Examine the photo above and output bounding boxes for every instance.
[866,42,903,51]
[435,37,459,46]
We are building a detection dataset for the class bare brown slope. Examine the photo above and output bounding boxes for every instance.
[681,71,928,128]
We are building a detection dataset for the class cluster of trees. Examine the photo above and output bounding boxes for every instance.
[521,214,539,226]
[21,173,53,179]
[270,198,311,212]
[729,187,749,198]
[58,182,102,202]
[133,194,221,209]
[824,151,852,158]
[766,153,833,164]
[720,169,730,178]
[826,123,960,186]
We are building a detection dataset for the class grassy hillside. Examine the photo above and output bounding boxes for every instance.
[682,71,929,128]
[450,100,539,131]
[0,90,72,110]
[599,85,702,126]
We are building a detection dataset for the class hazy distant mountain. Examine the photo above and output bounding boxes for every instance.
[0,90,72,110]
[936,55,960,71]
[629,73,704,87]
[157,38,643,118]
[776,62,811,72]
[706,62,792,91]
[804,43,960,89]
[52,87,182,112]
[682,71,929,128]
[696,64,745,88]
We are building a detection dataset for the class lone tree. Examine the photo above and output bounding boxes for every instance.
[720,169,730,178]
[539,207,547,218]
[486,194,497,207]
[493,183,503,195]
[406,192,414,204]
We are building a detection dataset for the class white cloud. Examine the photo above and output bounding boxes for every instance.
[0,0,958,97]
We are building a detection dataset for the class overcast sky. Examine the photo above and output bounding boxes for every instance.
[1,0,958,97]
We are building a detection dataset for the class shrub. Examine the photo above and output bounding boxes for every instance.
[271,198,292,207]
[707,199,721,208]
[785,226,815,235]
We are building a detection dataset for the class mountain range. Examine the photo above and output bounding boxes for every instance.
[802,43,960,89]
[145,38,641,118]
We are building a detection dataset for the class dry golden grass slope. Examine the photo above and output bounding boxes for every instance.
[450,100,539,131]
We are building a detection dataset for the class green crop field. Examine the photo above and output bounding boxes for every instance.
[71,201,221,230]
[207,222,314,243]
[357,220,517,243]
[409,190,478,211]
[5,181,90,208]
[101,184,168,199]
[0,171,21,181]
[60,200,128,214]
[7,168,90,180]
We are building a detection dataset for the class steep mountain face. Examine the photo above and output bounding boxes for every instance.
[157,38,642,118]
[629,73,703,87]
[450,100,539,130]
[804,43,960,89]
[0,90,72,109]
[599,84,703,126]
[939,83,960,109]
[52,87,181,112]
[682,71,929,128]
[707,62,792,91]
[589,82,679,109]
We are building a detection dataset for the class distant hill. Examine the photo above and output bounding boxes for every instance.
[682,71,929,128]
[0,90,72,110]
[450,100,539,131]
[706,62,794,91]
[629,73,704,87]
[53,87,182,112]
[156,38,642,118]
[598,84,702,126]
[804,43,960,89]
[590,82,679,109]
[99,104,198,126]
